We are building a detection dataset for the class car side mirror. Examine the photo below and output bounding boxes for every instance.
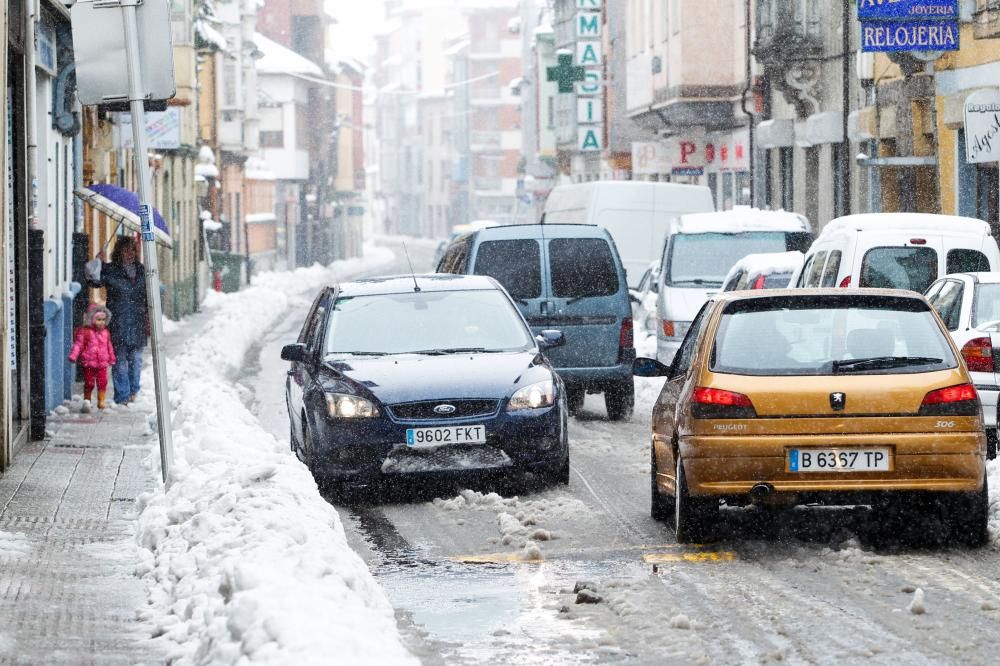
[633,357,671,378]
[536,329,566,350]
[629,290,641,304]
[281,343,308,363]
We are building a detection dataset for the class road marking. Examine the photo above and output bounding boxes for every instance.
[644,551,738,563]
[449,553,543,564]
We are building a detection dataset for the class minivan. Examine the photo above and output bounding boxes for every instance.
[655,208,813,365]
[796,213,1000,293]
[436,224,635,420]
[542,181,715,288]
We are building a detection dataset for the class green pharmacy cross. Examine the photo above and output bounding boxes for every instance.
[547,53,586,94]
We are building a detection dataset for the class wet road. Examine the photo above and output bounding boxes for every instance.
[247,239,1000,665]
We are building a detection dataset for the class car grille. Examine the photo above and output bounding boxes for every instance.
[388,399,500,421]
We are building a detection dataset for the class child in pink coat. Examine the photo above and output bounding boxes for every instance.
[68,304,117,410]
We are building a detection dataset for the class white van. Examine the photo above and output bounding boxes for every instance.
[542,182,715,287]
[797,213,1000,292]
[655,208,813,364]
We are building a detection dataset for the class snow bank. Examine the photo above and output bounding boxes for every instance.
[136,246,416,664]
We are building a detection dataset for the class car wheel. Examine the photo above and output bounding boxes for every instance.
[605,380,635,422]
[289,422,298,453]
[549,453,570,486]
[950,475,990,548]
[674,456,718,543]
[650,450,672,521]
[567,388,585,415]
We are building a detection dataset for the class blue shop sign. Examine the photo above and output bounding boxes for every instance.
[857,0,958,20]
[861,19,959,52]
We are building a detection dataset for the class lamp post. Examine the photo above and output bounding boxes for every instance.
[841,0,852,217]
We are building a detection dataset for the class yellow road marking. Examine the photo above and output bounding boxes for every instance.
[644,551,738,563]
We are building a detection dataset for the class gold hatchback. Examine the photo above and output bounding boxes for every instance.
[635,289,989,544]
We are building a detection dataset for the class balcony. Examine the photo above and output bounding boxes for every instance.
[754,0,823,66]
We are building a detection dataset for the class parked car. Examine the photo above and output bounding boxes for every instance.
[722,251,804,291]
[282,274,570,495]
[542,181,715,288]
[655,208,813,365]
[432,221,499,268]
[797,213,1000,292]
[436,223,635,420]
[630,260,660,337]
[925,272,1000,459]
[635,289,989,545]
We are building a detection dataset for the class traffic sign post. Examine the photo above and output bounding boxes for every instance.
[71,0,176,485]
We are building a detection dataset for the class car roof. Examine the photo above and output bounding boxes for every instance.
[674,208,810,234]
[818,213,991,237]
[336,274,500,297]
[713,287,929,303]
[473,223,610,240]
[940,272,1000,284]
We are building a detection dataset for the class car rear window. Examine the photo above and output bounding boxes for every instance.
[974,283,1000,328]
[761,272,793,289]
[549,238,619,298]
[711,295,957,376]
[948,249,990,274]
[860,247,938,292]
[473,239,542,300]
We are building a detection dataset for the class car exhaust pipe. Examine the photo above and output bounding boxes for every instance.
[749,482,774,501]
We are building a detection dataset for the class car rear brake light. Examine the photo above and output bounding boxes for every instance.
[752,275,766,289]
[961,337,995,373]
[839,276,851,288]
[691,387,757,419]
[910,238,927,245]
[620,317,634,349]
[662,320,691,339]
[919,383,979,417]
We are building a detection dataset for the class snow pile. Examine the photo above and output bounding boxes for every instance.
[136,247,414,664]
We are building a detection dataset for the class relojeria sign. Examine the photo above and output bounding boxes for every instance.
[859,0,959,53]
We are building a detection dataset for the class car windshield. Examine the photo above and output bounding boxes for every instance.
[668,232,795,287]
[974,283,1000,328]
[324,289,534,356]
[712,295,957,376]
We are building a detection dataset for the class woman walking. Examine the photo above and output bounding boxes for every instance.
[89,236,148,406]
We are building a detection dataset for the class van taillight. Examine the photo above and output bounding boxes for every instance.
[839,276,851,288]
[691,387,757,419]
[961,337,995,373]
[910,238,927,245]
[752,275,766,289]
[918,383,979,417]
[620,317,634,349]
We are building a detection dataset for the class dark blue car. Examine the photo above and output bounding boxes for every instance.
[282,274,570,494]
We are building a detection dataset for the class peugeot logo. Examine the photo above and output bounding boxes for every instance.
[433,404,457,415]
[830,392,846,411]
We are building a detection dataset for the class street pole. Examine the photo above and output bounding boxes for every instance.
[841,0,852,217]
[120,0,174,485]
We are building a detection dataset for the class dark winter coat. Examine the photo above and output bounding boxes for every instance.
[91,262,148,351]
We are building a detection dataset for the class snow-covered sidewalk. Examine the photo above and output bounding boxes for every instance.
[135,246,418,664]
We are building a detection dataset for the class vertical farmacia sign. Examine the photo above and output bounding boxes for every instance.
[575,0,604,152]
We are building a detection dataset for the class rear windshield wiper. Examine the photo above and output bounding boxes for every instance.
[833,356,943,373]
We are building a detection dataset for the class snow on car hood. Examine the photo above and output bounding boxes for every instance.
[325,351,550,405]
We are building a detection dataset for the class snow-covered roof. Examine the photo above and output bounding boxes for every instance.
[676,207,811,235]
[724,251,804,286]
[195,163,219,179]
[819,213,991,238]
[255,32,324,77]
[245,212,277,224]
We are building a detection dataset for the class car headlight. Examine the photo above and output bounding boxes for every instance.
[325,393,380,418]
[508,380,556,412]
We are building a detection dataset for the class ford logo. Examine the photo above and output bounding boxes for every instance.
[433,404,457,415]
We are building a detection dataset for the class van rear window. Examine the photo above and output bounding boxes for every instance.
[549,238,620,298]
[473,240,542,300]
[947,249,990,274]
[860,247,937,292]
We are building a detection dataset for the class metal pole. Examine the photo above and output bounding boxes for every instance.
[120,0,174,485]
[841,0,852,216]
[742,0,755,208]
[24,0,39,231]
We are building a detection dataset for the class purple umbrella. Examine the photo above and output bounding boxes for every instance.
[74,183,173,248]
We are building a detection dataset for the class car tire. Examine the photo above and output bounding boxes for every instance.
[567,388,585,415]
[605,380,635,422]
[650,451,672,521]
[674,457,718,543]
[951,475,990,548]
[549,454,571,485]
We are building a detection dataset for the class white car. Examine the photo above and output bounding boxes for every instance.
[722,251,804,291]
[925,272,1000,459]
[630,260,659,336]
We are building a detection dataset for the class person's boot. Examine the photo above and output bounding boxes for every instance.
[81,389,93,413]
[97,390,107,410]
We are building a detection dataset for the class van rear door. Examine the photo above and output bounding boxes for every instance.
[538,237,626,369]
[470,237,547,325]
[856,231,942,293]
